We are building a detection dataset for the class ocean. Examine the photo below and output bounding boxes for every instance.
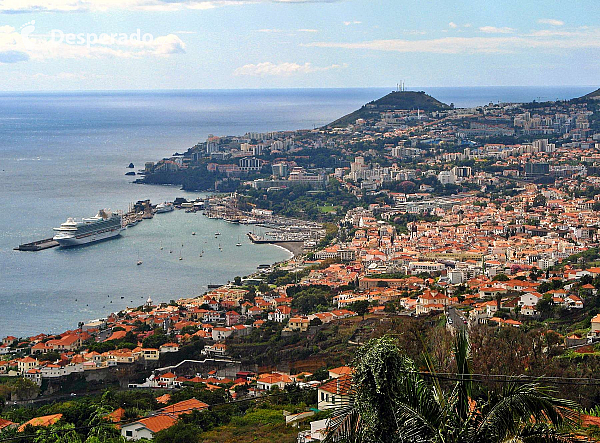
[0,86,594,337]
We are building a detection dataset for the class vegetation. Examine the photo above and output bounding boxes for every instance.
[327,332,579,442]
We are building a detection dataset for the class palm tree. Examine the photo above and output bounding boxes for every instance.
[325,330,578,443]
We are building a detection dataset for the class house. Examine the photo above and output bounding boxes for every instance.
[158,372,178,387]
[285,317,310,332]
[415,290,450,316]
[202,343,227,356]
[46,334,83,351]
[2,336,17,347]
[518,292,542,308]
[588,314,600,341]
[159,343,179,354]
[256,372,293,391]
[318,375,352,410]
[520,305,537,317]
[565,294,584,309]
[30,342,54,355]
[328,366,352,379]
[121,415,177,441]
[269,306,292,322]
[141,349,160,360]
[225,311,242,326]
[18,414,63,432]
[17,357,38,374]
[212,327,234,341]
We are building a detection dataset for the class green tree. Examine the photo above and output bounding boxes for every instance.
[153,422,201,443]
[349,300,370,319]
[142,329,168,349]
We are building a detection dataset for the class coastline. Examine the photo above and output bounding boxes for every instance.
[271,241,303,258]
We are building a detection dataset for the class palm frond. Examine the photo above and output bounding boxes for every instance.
[473,382,579,443]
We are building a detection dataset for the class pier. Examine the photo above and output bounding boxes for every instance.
[247,233,305,256]
[14,238,59,251]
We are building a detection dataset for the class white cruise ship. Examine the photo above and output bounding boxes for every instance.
[53,209,123,247]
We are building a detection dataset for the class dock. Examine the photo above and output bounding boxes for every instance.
[247,233,305,256]
[14,238,59,251]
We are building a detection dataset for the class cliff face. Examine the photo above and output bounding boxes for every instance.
[327,91,450,128]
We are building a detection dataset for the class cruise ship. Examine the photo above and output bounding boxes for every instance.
[53,209,123,247]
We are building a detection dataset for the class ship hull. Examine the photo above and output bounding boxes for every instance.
[54,228,123,247]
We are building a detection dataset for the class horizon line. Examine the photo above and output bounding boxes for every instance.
[0,85,597,94]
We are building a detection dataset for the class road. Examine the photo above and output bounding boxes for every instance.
[447,306,468,331]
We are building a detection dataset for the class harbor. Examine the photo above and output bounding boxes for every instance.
[14,194,323,257]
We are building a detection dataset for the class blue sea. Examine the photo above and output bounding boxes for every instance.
[0,86,595,337]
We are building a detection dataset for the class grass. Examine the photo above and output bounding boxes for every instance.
[319,205,341,214]
[199,407,298,443]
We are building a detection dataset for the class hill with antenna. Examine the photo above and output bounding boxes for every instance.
[327,90,451,128]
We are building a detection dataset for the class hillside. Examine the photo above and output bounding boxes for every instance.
[327,90,451,128]
[579,88,600,100]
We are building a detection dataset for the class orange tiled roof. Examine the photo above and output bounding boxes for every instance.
[19,414,63,432]
[319,374,353,396]
[132,415,177,433]
[159,398,209,416]
[0,418,15,431]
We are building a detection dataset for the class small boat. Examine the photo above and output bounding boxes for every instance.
[215,232,221,236]
[236,235,242,247]
[137,260,142,266]
[192,232,196,236]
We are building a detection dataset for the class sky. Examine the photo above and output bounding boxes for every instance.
[0,0,598,91]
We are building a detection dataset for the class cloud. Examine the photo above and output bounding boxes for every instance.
[448,22,458,28]
[0,25,15,33]
[233,61,346,76]
[0,49,29,62]
[297,28,318,33]
[479,26,515,34]
[0,0,340,13]
[343,21,361,26]
[303,28,600,54]
[538,18,564,26]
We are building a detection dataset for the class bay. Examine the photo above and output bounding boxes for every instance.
[0,86,593,337]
